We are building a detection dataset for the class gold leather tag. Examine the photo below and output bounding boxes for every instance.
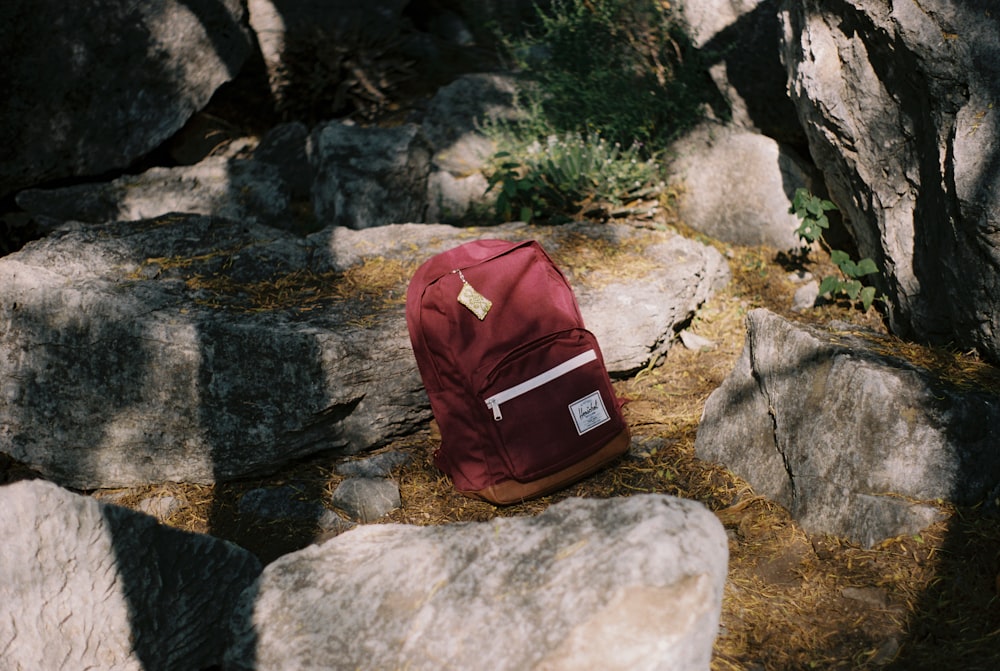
[455,270,492,320]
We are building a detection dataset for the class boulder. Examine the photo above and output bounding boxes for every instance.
[0,216,727,489]
[225,494,728,671]
[0,479,261,670]
[681,0,804,144]
[421,73,520,176]
[780,0,1000,362]
[0,0,251,198]
[421,73,521,222]
[309,122,432,228]
[667,122,818,250]
[16,157,293,231]
[695,309,1000,547]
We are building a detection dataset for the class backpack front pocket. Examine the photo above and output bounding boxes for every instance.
[479,329,623,481]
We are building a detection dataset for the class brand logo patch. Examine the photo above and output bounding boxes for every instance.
[569,390,611,435]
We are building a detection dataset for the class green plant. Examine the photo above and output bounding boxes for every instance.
[790,188,885,312]
[485,132,665,223]
[498,0,710,152]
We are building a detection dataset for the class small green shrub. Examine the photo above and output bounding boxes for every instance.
[502,0,708,150]
[790,188,886,312]
[485,132,665,224]
[482,0,713,224]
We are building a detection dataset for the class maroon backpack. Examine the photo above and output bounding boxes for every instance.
[405,239,629,504]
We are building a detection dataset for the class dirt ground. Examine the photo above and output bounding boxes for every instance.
[4,231,987,670]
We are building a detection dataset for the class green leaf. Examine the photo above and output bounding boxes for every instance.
[519,206,534,222]
[503,180,517,197]
[830,249,851,266]
[797,222,822,243]
[856,258,879,276]
[860,286,876,311]
[844,279,862,300]
[820,199,837,211]
[840,259,859,277]
[819,275,841,295]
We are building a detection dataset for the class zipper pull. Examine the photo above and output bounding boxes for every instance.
[486,398,503,421]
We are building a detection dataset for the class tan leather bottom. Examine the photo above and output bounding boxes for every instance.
[459,428,631,505]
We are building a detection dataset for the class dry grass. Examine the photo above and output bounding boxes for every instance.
[7,228,1000,670]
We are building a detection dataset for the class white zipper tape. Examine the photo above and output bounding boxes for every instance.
[484,349,597,420]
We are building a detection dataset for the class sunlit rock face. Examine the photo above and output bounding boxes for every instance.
[781,0,1000,362]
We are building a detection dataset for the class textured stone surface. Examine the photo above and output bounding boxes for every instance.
[330,477,401,522]
[225,495,728,671]
[0,217,726,488]
[309,122,432,229]
[0,479,261,671]
[781,0,1000,362]
[668,122,818,250]
[695,309,1000,546]
[681,0,803,143]
[0,0,251,197]
[16,158,292,230]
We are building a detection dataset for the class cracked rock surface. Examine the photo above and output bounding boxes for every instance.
[694,308,1000,547]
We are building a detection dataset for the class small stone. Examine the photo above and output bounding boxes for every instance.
[841,585,890,609]
[791,280,820,311]
[331,478,401,523]
[787,270,814,283]
[679,330,716,351]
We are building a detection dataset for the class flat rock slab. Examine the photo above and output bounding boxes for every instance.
[695,309,1000,546]
[225,494,728,671]
[0,216,728,489]
[0,479,261,671]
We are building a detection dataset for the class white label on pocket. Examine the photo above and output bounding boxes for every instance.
[569,390,611,435]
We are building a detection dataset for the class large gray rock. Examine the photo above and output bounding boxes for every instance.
[695,309,1000,547]
[0,217,727,489]
[0,215,427,488]
[780,0,1000,362]
[0,0,251,198]
[422,73,521,223]
[667,122,818,250]
[309,122,432,228]
[0,479,261,671]
[421,73,520,175]
[16,158,292,230]
[681,0,803,144]
[225,494,727,671]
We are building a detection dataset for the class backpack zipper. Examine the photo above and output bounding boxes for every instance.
[484,349,597,420]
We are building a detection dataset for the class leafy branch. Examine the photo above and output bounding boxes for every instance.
[790,188,885,312]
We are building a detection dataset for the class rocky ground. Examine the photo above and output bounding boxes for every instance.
[3,230,982,670]
[2,50,999,670]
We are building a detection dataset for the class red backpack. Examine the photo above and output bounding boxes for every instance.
[405,239,629,504]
